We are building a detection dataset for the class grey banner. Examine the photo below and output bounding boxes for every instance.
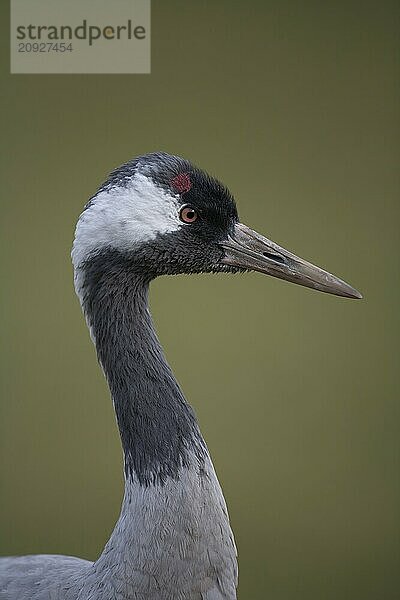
[11,0,150,74]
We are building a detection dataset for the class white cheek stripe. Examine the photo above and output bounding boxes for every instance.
[71,173,181,270]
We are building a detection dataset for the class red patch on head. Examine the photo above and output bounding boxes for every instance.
[170,172,192,194]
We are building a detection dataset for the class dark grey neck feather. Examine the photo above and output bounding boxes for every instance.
[79,251,206,486]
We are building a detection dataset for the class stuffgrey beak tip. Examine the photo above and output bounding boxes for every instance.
[351,289,363,300]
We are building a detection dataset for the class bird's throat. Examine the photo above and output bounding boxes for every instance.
[76,250,206,486]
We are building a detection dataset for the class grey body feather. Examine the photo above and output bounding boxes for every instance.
[0,453,236,599]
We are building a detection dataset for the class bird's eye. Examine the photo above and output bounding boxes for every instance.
[179,206,198,224]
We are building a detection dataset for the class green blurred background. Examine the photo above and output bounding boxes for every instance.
[1,1,399,598]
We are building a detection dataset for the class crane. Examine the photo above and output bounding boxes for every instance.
[0,152,361,599]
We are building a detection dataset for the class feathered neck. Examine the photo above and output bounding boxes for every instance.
[75,249,206,486]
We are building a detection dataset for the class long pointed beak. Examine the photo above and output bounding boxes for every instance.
[220,223,362,299]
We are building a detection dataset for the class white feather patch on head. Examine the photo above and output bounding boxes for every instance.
[72,172,181,270]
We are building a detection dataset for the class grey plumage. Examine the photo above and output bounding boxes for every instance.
[0,152,361,600]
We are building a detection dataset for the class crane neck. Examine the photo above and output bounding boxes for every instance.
[75,250,206,486]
